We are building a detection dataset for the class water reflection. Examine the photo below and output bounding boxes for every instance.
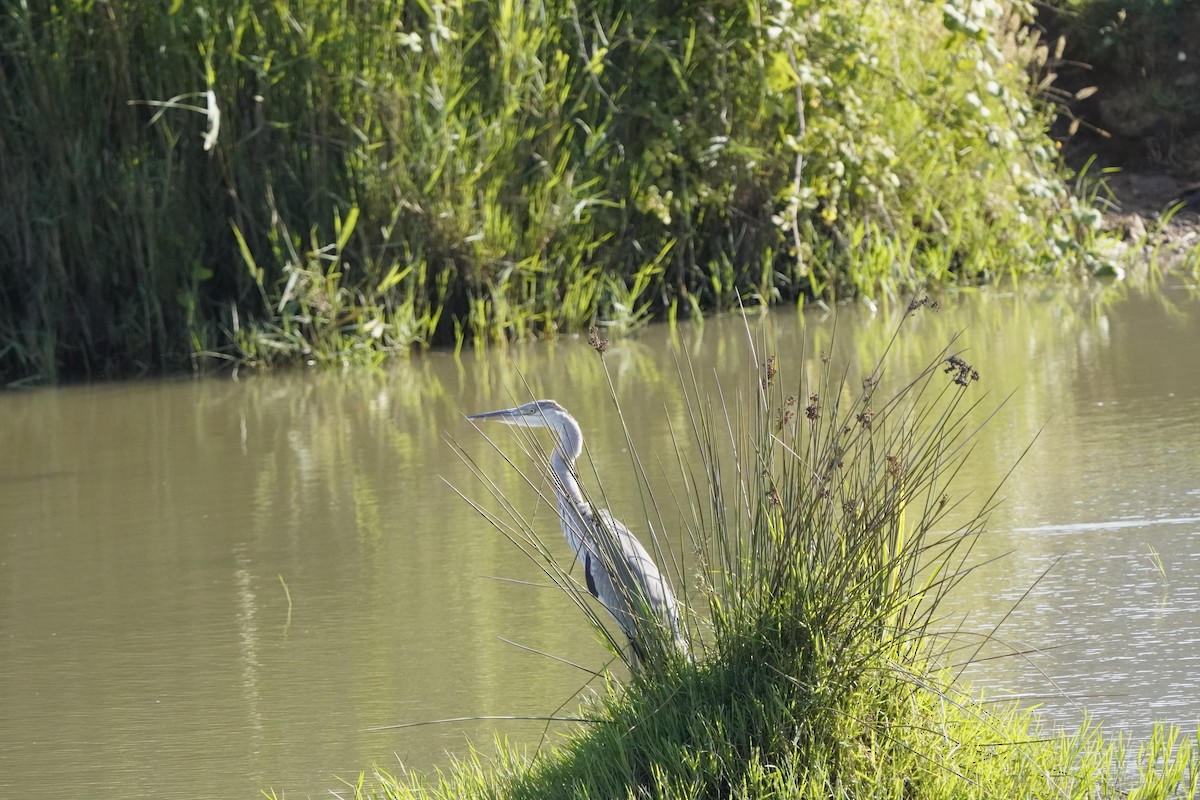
[1,279,1198,798]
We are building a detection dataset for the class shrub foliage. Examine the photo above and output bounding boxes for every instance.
[0,0,1099,382]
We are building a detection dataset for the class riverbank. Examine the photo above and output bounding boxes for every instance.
[1098,171,1200,271]
[0,0,1118,385]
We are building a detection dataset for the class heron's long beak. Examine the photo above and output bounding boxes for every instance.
[467,407,523,423]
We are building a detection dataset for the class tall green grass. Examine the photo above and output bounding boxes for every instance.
[2,1,1115,383]
[358,312,1199,800]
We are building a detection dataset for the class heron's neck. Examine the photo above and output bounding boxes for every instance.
[549,418,586,508]
[549,419,592,561]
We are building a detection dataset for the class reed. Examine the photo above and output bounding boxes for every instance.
[1,1,1123,383]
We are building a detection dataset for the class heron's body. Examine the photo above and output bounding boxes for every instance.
[468,399,686,666]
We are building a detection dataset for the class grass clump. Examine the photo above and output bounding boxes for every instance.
[2,1,1112,383]
[339,312,1197,800]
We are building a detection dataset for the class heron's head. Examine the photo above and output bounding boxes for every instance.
[467,399,569,430]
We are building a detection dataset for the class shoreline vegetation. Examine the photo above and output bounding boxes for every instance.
[319,319,1197,800]
[4,0,1183,386]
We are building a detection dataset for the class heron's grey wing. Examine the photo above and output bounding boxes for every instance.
[581,547,638,642]
[591,509,683,643]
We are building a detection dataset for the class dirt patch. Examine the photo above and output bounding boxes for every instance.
[1092,170,1200,269]
[1098,168,1198,228]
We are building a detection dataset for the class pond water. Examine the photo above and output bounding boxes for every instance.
[2,280,1199,799]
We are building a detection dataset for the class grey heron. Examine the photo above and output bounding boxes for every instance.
[467,399,687,669]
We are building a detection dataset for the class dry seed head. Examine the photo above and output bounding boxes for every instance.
[588,325,609,356]
[777,395,797,428]
[944,354,979,387]
[906,294,942,314]
[762,354,778,389]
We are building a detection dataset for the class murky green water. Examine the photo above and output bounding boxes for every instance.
[3,281,1199,798]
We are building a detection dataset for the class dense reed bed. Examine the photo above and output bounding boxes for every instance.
[322,313,1198,799]
[2,1,1114,383]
